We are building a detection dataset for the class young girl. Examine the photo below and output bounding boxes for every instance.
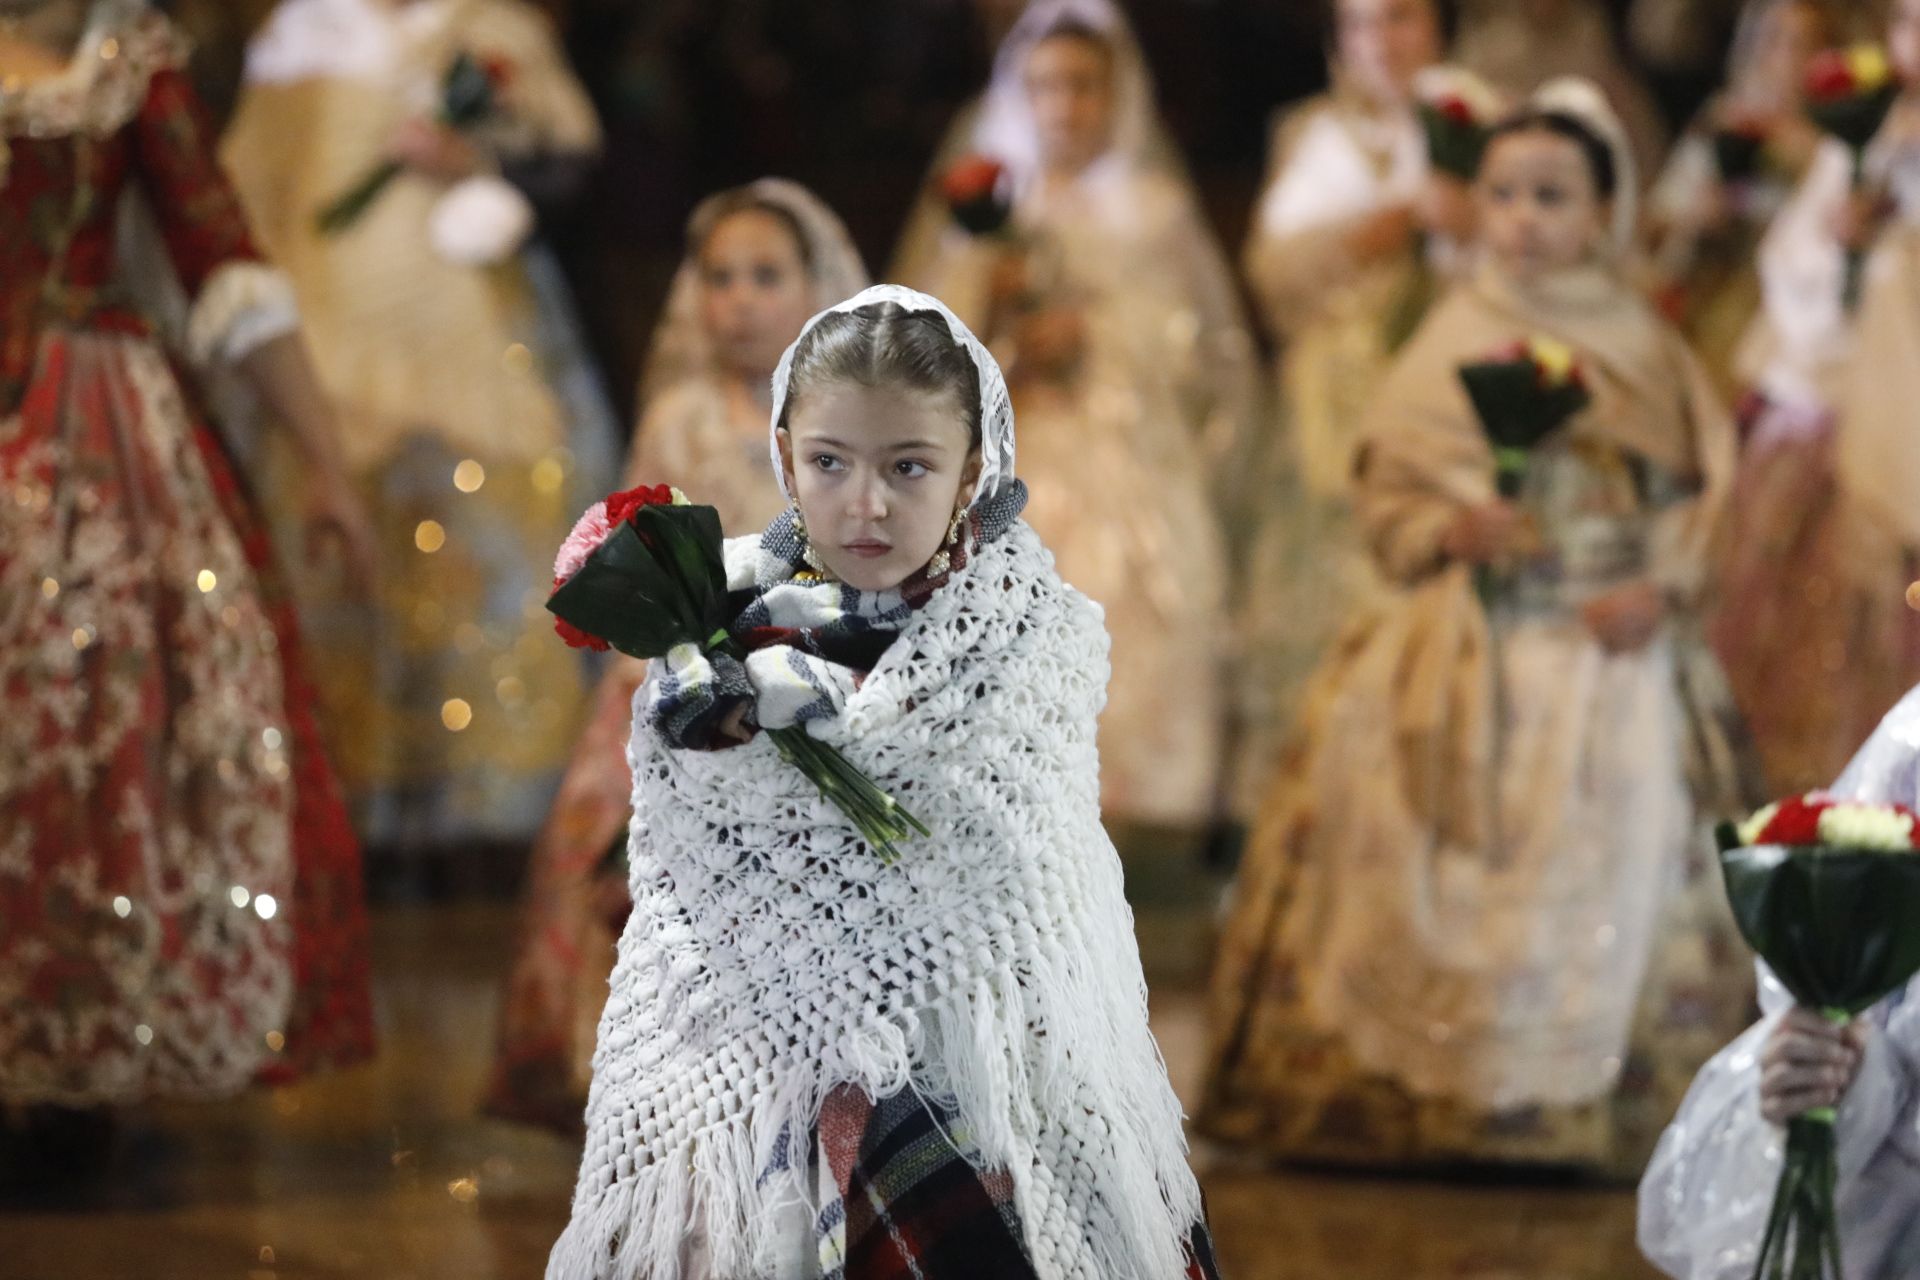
[1712,0,1920,796]
[485,179,867,1131]
[548,286,1217,1278]
[893,0,1259,843]
[0,0,375,1111]
[1643,0,1834,396]
[220,0,618,862]
[1640,686,1920,1278]
[1237,0,1470,813]
[1202,81,1753,1176]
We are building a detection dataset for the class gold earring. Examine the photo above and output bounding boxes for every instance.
[791,504,827,575]
[927,506,967,578]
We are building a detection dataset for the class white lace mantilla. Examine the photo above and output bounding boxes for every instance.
[550,522,1202,1280]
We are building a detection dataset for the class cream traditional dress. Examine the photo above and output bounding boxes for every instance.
[220,0,617,852]
[484,180,867,1131]
[1710,106,1920,796]
[1204,93,1752,1169]
[892,0,1261,833]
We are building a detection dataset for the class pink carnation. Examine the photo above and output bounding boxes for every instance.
[553,500,612,584]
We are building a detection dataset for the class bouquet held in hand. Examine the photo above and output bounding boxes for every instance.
[316,50,511,235]
[547,483,929,863]
[1715,795,1920,1280]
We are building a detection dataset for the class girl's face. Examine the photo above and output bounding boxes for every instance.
[1476,128,1610,282]
[1892,0,1920,85]
[1025,33,1117,173]
[1337,0,1441,104]
[698,208,816,382]
[780,383,981,592]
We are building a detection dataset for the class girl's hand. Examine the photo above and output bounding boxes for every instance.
[1014,306,1087,376]
[303,473,379,582]
[1414,175,1476,242]
[1760,1006,1868,1125]
[388,119,481,181]
[1829,185,1895,252]
[1581,580,1665,653]
[1344,203,1418,264]
[715,701,756,745]
[986,248,1033,309]
[1442,499,1528,565]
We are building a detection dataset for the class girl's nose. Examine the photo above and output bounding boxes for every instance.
[848,474,888,521]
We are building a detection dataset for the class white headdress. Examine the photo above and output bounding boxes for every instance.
[1529,76,1640,255]
[969,0,1165,185]
[768,284,1017,506]
[639,178,870,405]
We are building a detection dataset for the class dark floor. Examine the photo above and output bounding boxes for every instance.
[0,901,1658,1280]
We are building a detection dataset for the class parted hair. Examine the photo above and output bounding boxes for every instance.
[776,302,984,451]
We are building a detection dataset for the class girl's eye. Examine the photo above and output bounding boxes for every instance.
[1535,184,1567,206]
[894,459,931,479]
[811,453,845,473]
[753,264,784,289]
[703,267,732,290]
[1487,183,1512,202]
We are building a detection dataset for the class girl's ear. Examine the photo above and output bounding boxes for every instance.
[776,427,798,496]
[958,450,985,509]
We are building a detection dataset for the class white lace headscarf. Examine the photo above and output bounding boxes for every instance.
[1529,76,1641,256]
[971,0,1169,187]
[768,284,1017,508]
[639,178,870,406]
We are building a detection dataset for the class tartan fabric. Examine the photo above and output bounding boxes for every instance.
[648,481,1031,751]
[805,1087,1224,1280]
[817,1087,1037,1280]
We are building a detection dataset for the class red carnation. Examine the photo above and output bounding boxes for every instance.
[1437,96,1475,127]
[553,611,610,652]
[1805,50,1857,102]
[939,155,1005,206]
[480,54,515,92]
[605,483,676,528]
[1755,794,1829,846]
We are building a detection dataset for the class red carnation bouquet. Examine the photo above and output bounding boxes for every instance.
[938,154,1015,237]
[1384,67,1506,351]
[1459,336,1592,500]
[548,483,929,862]
[1804,43,1901,309]
[1711,115,1771,188]
[1414,66,1502,181]
[1717,794,1920,1280]
[317,50,514,235]
[1457,336,1591,607]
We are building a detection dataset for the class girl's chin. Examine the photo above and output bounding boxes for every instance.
[822,554,929,593]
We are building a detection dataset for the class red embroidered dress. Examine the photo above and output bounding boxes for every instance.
[0,1,373,1103]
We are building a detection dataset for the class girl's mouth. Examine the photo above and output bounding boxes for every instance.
[842,539,893,559]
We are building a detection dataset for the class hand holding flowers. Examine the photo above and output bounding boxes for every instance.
[1761,1007,1868,1128]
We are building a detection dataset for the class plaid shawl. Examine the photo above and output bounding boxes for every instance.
[646,482,1029,749]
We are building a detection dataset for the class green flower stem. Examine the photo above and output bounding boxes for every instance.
[767,728,930,864]
[315,159,403,235]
